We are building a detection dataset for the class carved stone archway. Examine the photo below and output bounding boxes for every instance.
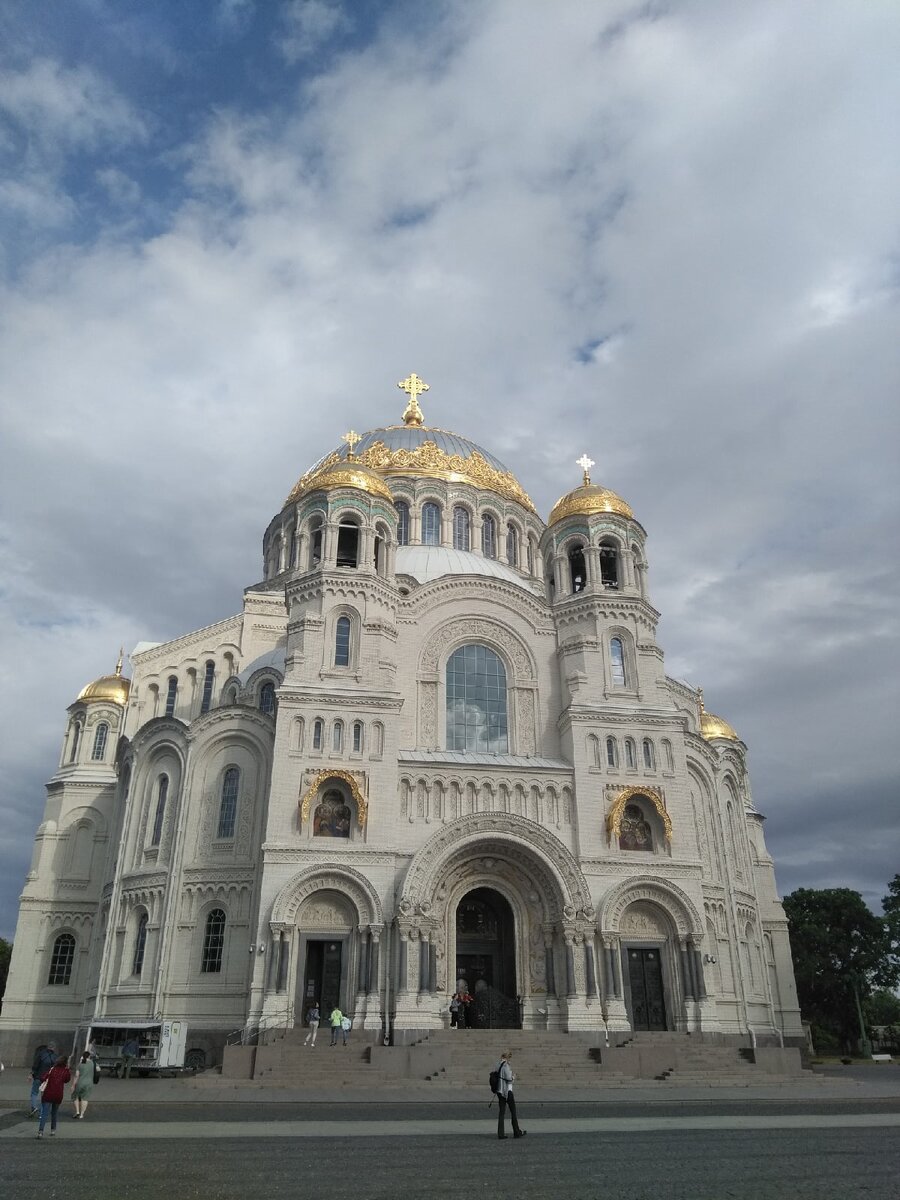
[270,863,383,927]
[599,876,703,941]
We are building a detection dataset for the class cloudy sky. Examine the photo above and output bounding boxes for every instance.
[0,0,898,940]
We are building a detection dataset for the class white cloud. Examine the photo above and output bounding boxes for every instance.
[278,0,351,63]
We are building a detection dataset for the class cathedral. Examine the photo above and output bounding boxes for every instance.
[0,375,803,1066]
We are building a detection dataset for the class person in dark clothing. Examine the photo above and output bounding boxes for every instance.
[37,1055,71,1138]
[29,1043,57,1116]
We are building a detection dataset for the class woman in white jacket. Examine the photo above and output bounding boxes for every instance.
[496,1051,526,1140]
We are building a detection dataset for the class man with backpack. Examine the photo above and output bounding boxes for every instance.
[491,1050,526,1140]
[29,1041,57,1116]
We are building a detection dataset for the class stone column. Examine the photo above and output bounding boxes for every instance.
[323,521,338,566]
[368,930,380,995]
[357,926,370,993]
[602,934,630,1033]
[544,933,556,997]
[692,945,707,1000]
[564,932,577,997]
[585,544,601,590]
[276,930,288,992]
[429,940,437,993]
[584,939,598,998]
[397,930,409,995]
[680,938,695,1000]
[418,932,430,995]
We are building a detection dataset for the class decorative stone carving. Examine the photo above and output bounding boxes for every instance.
[297,896,354,929]
[621,903,667,936]
[270,863,384,925]
[420,618,534,678]
[599,875,704,939]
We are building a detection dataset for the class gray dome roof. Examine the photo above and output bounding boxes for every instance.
[395,546,540,591]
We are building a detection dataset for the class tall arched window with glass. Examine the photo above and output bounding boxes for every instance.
[91,722,109,761]
[481,514,497,558]
[200,660,215,714]
[132,913,148,975]
[452,506,471,551]
[164,676,178,717]
[201,909,226,973]
[69,720,82,763]
[333,720,343,752]
[446,644,508,753]
[259,682,276,715]
[217,767,239,838]
[606,736,618,767]
[422,502,441,546]
[47,933,76,985]
[334,616,351,667]
[610,638,626,687]
[313,719,324,750]
[150,775,168,846]
[506,524,518,567]
[352,721,363,752]
[395,501,410,546]
[642,739,655,770]
[624,738,637,770]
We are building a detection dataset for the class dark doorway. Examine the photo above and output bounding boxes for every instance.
[302,940,343,1015]
[455,888,520,1028]
[627,947,667,1031]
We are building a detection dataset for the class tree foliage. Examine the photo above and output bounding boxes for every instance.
[783,887,898,1051]
[883,874,900,975]
[0,937,10,1007]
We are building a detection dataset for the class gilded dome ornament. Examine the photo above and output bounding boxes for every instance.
[548,454,633,525]
[77,649,131,706]
[698,687,740,742]
[398,372,429,426]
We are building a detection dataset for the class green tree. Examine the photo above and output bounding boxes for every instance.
[0,937,10,1008]
[883,874,900,975]
[783,887,898,1052]
[866,988,900,1027]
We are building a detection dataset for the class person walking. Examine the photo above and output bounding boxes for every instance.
[120,1035,140,1078]
[329,1006,344,1047]
[37,1055,71,1138]
[303,1003,320,1047]
[449,994,460,1028]
[495,1051,526,1140]
[70,1051,96,1120]
[340,1014,352,1046]
[29,1042,56,1116]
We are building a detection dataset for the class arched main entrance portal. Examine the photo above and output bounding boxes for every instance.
[454,888,519,1029]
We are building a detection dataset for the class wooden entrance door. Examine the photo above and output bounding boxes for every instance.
[302,940,343,1016]
[627,948,667,1031]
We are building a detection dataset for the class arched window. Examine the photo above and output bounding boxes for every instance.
[150,775,168,846]
[69,720,82,763]
[452,506,471,551]
[422,502,441,546]
[610,638,626,686]
[481,514,496,558]
[624,738,637,770]
[333,720,343,752]
[217,767,239,838]
[598,538,619,588]
[200,660,215,714]
[289,527,297,569]
[545,555,555,599]
[372,721,384,758]
[619,803,653,851]
[91,722,109,761]
[606,736,618,767]
[526,539,534,575]
[334,616,351,667]
[259,682,276,715]
[352,721,363,752]
[314,788,352,838]
[164,676,178,717]
[336,517,360,568]
[446,644,508,753]
[374,523,389,576]
[132,913,148,975]
[47,933,76,985]
[309,518,323,567]
[201,909,226,973]
[395,500,410,546]
[312,719,324,750]
[642,738,655,770]
[663,739,674,771]
[506,524,518,567]
[121,763,132,802]
[569,542,587,592]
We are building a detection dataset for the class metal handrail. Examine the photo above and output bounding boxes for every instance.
[226,1005,294,1048]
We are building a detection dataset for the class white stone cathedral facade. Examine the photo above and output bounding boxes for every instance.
[1,379,803,1064]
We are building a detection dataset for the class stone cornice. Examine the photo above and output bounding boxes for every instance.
[278,690,404,710]
[182,868,256,884]
[131,614,243,664]
[262,845,408,864]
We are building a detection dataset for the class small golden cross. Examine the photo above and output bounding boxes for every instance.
[342,429,362,458]
[398,372,429,426]
[576,454,595,485]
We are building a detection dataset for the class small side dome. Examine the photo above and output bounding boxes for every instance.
[285,458,394,507]
[700,711,740,742]
[77,652,130,706]
[547,457,632,525]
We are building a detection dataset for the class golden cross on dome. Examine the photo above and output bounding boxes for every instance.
[576,454,595,485]
[342,429,362,459]
[115,647,124,677]
[398,372,429,426]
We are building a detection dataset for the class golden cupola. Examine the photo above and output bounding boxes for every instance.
[698,689,740,742]
[548,454,633,525]
[77,651,131,707]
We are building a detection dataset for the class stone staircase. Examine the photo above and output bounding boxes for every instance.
[225,1026,810,1089]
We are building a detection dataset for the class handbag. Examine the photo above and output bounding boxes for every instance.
[38,1079,48,1095]
[93,1061,101,1085]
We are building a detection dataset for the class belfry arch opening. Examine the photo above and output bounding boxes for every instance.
[454,887,519,1028]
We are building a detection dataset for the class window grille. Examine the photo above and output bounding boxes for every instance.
[201,909,226,973]
[47,933,75,986]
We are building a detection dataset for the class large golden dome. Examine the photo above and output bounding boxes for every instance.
[286,458,394,507]
[77,655,130,707]
[700,711,740,742]
[548,481,633,525]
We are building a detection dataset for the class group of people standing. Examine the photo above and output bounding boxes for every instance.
[302,1004,353,1047]
[29,1043,98,1138]
[449,989,475,1029]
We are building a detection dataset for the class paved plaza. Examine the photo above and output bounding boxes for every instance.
[2,1067,900,1199]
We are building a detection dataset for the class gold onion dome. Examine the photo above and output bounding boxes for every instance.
[697,690,739,741]
[548,455,633,525]
[77,652,130,707]
[284,375,535,512]
[286,457,394,507]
